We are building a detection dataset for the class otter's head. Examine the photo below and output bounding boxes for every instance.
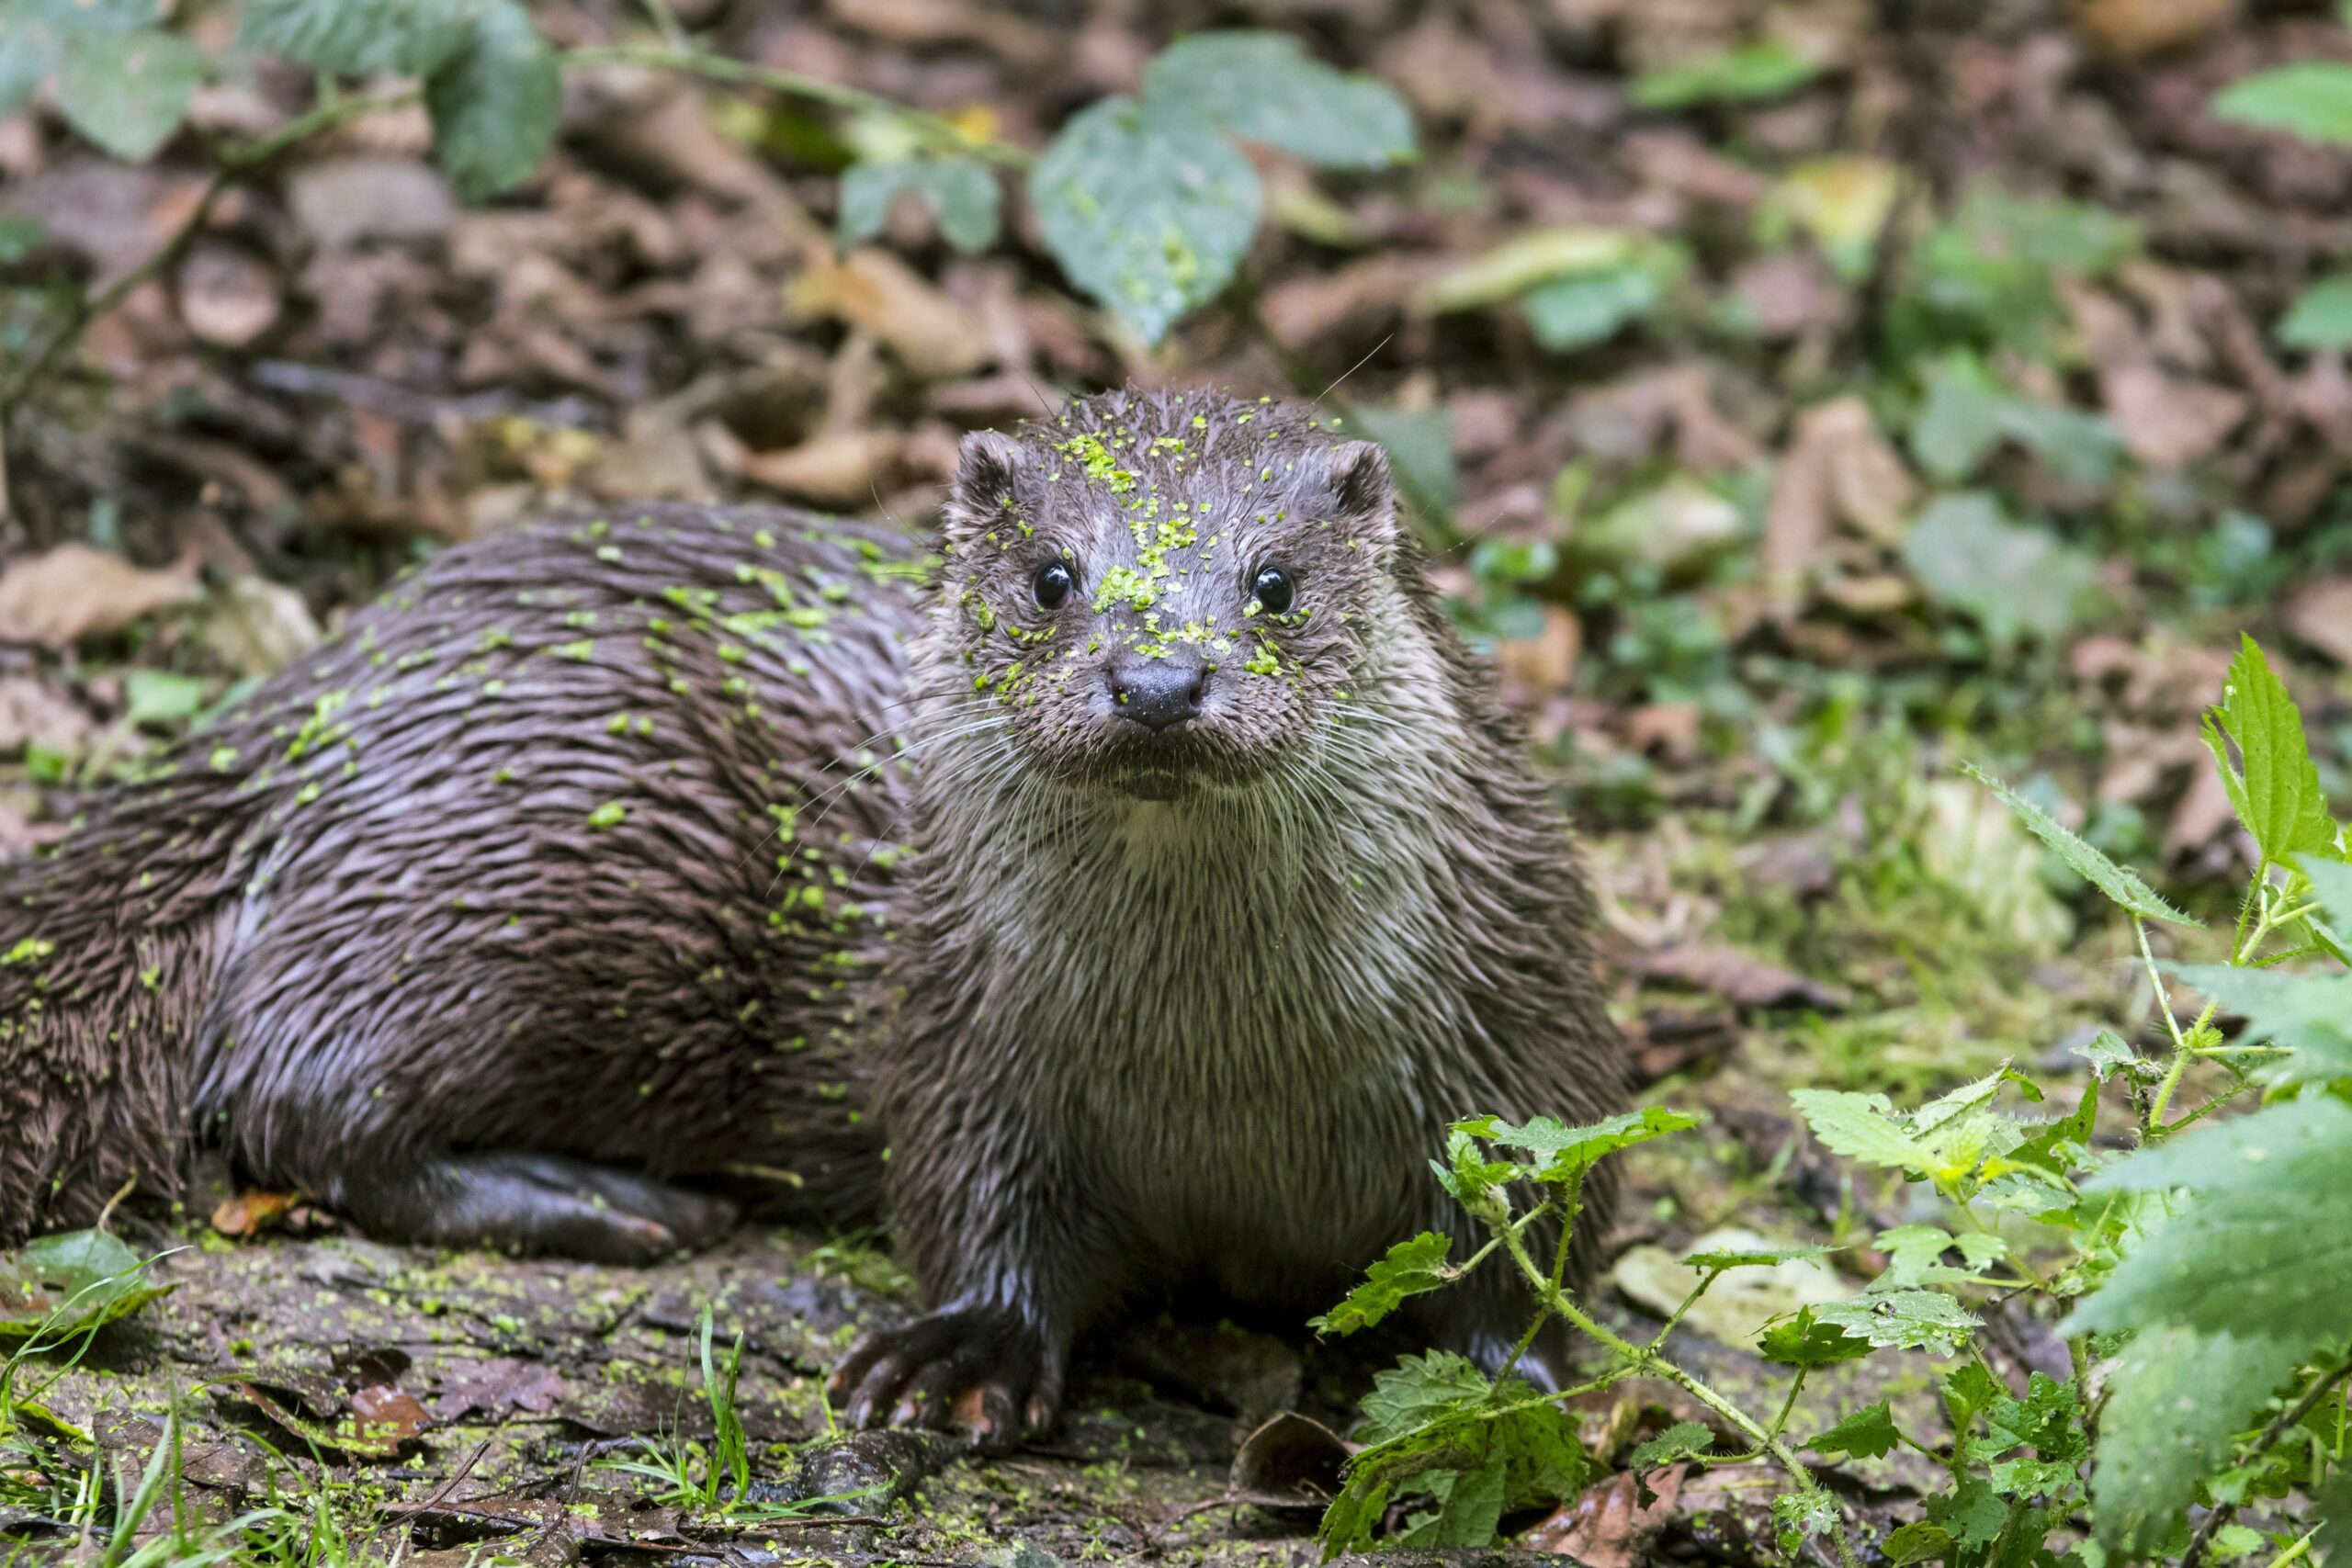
[926,389,1406,802]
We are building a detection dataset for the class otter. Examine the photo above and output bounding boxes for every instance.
[0,388,1624,1443]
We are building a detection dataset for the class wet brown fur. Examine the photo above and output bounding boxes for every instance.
[1,389,1624,1427]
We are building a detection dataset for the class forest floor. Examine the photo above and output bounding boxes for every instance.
[3,0,2350,1562]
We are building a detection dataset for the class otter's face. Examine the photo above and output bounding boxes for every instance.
[927,411,1403,801]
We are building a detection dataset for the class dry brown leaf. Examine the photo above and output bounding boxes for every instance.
[175,243,281,349]
[286,157,453,250]
[0,546,198,649]
[350,1384,432,1443]
[1638,942,1850,1012]
[211,1189,300,1238]
[1524,1462,1689,1564]
[0,677,93,756]
[740,429,902,507]
[2074,0,2240,59]
[1764,397,1917,582]
[1227,1412,1351,1513]
[2286,580,2352,668]
[1495,605,1582,694]
[791,250,990,381]
[2099,364,2246,468]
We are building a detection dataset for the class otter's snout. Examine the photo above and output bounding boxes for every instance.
[1108,654,1206,732]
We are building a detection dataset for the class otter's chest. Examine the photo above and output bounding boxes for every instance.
[974,798,1472,1255]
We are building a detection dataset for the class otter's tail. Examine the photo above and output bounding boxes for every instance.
[0,807,236,1243]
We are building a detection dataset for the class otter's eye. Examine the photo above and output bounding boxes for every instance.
[1034,558,1074,610]
[1250,565,1295,615]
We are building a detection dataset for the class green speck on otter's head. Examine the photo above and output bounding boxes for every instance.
[2,938,54,966]
[1055,434,1136,496]
[588,802,628,829]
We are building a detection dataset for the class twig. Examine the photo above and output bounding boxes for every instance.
[560,43,1032,168]
[0,87,419,420]
[2179,1359,2352,1568]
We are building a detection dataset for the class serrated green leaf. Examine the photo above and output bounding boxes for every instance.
[2203,635,2338,868]
[1630,40,1820,110]
[1814,1289,1979,1356]
[424,0,558,204]
[0,1228,173,1338]
[2165,963,2352,1083]
[1758,1304,1874,1368]
[1885,1522,1955,1564]
[1354,1350,1492,1446]
[1807,1400,1900,1460]
[2081,1092,2352,1198]
[2075,1029,2142,1082]
[1932,1477,2010,1547]
[1773,1488,1844,1553]
[1310,1231,1453,1337]
[1961,763,2195,925]
[2300,855,2352,930]
[2085,1325,2300,1555]
[1680,1243,1835,1270]
[1790,1088,1928,1169]
[1467,1105,1702,1182]
[2212,62,2352,146]
[838,157,1001,253]
[2278,272,2352,352]
[240,0,473,75]
[1030,96,1260,345]
[1141,30,1414,171]
[1405,1457,1507,1547]
[1629,1419,1712,1469]
[55,27,202,162]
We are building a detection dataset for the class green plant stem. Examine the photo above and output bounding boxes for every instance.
[2179,1359,2352,1568]
[2266,1529,2319,1568]
[560,42,1034,167]
[1495,1224,1860,1568]
[0,87,418,420]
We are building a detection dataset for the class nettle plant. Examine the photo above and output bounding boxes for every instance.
[1315,635,2352,1565]
[0,0,1414,413]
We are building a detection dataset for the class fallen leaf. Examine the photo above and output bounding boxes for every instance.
[791,249,990,380]
[201,576,322,678]
[211,1190,300,1238]
[0,678,93,757]
[350,1384,433,1443]
[1228,1411,1351,1513]
[1764,396,1917,583]
[1495,605,1581,694]
[2285,579,2352,668]
[2098,363,2246,468]
[175,242,280,349]
[2074,0,2240,59]
[0,546,198,649]
[739,428,902,506]
[1523,1462,1689,1564]
[1637,942,1849,1012]
[430,1358,569,1422]
[286,157,455,250]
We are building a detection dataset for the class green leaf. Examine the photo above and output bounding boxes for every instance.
[2278,272,2352,351]
[424,0,559,204]
[838,157,1001,253]
[1961,762,2198,927]
[2075,1029,2142,1082]
[1310,1232,1453,1337]
[1758,1304,1874,1368]
[1630,40,1820,110]
[2085,1325,2300,1555]
[1522,265,1665,352]
[1629,1419,1712,1470]
[0,14,62,112]
[2212,62,2352,146]
[1902,491,2100,651]
[2301,856,2352,930]
[1141,30,1414,171]
[0,1229,173,1338]
[1029,96,1261,345]
[1422,227,1648,313]
[1912,355,2007,481]
[2165,964,2352,1083]
[1790,1088,1928,1169]
[1467,1106,1702,1183]
[1405,1457,1507,1547]
[55,27,202,162]
[124,669,207,727]
[240,0,474,75]
[1773,1489,1845,1555]
[1681,1243,1835,1270]
[2200,635,2338,868]
[1807,1401,1900,1461]
[1354,1350,1492,1445]
[1813,1289,1979,1356]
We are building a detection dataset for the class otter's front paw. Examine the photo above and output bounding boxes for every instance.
[827,1306,1064,1449]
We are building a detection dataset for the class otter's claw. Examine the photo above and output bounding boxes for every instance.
[827,1306,1063,1450]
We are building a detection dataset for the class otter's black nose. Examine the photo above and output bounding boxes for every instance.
[1108,655,1207,731]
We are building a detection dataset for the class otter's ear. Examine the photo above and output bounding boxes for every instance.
[943,430,1027,547]
[1318,439,1396,542]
